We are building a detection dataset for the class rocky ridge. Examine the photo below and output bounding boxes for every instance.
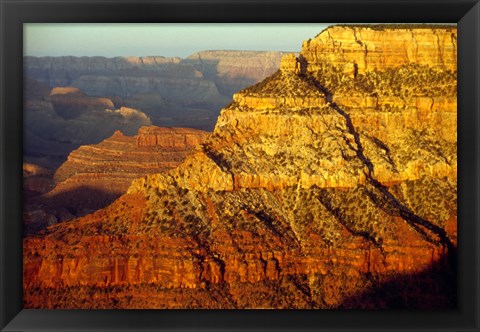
[24,25,457,309]
[23,163,55,197]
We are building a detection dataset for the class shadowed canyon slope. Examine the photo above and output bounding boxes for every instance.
[24,25,457,309]
[24,51,286,168]
[24,82,152,168]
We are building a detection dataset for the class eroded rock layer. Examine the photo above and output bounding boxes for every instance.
[24,25,457,309]
[23,163,55,197]
[24,52,287,170]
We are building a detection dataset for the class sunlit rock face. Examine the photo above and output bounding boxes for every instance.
[24,25,457,309]
[301,25,457,74]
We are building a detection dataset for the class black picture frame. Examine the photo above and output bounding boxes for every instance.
[1,0,479,331]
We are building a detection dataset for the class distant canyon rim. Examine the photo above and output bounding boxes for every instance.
[24,50,287,168]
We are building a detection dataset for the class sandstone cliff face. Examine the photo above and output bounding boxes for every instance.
[24,25,457,309]
[301,25,457,74]
[24,126,209,233]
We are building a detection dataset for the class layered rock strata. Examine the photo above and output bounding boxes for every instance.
[24,25,457,309]
[301,25,457,74]
[23,163,55,197]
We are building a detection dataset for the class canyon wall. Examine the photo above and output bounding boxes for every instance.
[24,82,152,168]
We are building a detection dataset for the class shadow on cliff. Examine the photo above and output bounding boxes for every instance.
[297,54,455,254]
[43,185,121,211]
[337,250,457,309]
[24,185,122,235]
[289,57,458,309]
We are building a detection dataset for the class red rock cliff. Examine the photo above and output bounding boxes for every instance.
[24,25,457,309]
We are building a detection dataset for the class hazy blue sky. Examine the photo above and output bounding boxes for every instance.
[24,24,332,58]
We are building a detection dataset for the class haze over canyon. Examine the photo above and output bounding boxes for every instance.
[23,25,457,309]
[24,50,286,166]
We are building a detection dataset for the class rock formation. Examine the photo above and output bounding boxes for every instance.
[24,25,457,309]
[24,126,209,233]
[24,56,184,88]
